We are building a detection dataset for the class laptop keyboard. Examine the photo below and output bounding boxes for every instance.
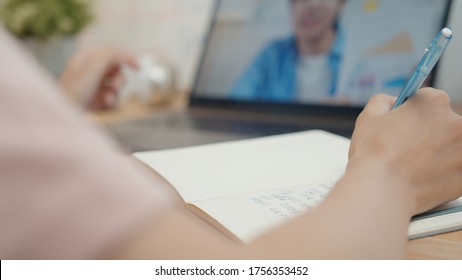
[106,111,355,151]
[135,113,353,138]
[188,117,304,135]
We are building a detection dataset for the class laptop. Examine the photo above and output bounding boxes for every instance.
[107,0,452,152]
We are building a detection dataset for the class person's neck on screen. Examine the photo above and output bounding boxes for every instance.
[297,28,335,56]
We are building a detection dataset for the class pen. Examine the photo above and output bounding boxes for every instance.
[392,27,453,109]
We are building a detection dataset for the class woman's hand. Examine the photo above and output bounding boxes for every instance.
[59,47,138,110]
[349,88,462,215]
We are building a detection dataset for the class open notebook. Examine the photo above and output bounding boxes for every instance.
[134,131,462,243]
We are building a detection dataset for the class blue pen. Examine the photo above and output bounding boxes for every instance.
[392,27,453,109]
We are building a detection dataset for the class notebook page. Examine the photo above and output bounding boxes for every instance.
[134,130,349,202]
[192,183,334,243]
[194,185,462,242]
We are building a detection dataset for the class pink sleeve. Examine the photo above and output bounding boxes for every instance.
[0,28,172,259]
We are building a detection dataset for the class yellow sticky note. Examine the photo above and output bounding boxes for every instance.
[364,0,379,12]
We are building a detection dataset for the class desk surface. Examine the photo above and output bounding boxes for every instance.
[90,98,462,260]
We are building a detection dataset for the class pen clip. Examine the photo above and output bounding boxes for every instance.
[418,48,431,75]
[420,30,451,76]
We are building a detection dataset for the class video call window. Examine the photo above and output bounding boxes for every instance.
[194,0,450,107]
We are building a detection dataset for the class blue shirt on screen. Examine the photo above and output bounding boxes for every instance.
[230,30,345,102]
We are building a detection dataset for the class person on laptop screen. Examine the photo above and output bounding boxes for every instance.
[193,0,450,107]
[231,0,346,103]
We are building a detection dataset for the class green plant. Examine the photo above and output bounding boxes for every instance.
[0,0,93,40]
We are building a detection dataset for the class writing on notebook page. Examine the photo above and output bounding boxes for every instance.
[192,183,337,243]
[248,183,333,220]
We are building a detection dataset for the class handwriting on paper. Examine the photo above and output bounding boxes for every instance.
[248,184,334,220]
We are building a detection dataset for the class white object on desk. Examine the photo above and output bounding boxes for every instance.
[119,54,175,105]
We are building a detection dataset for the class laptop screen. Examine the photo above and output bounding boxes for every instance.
[192,0,451,108]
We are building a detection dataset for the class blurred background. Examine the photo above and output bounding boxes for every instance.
[1,0,461,102]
